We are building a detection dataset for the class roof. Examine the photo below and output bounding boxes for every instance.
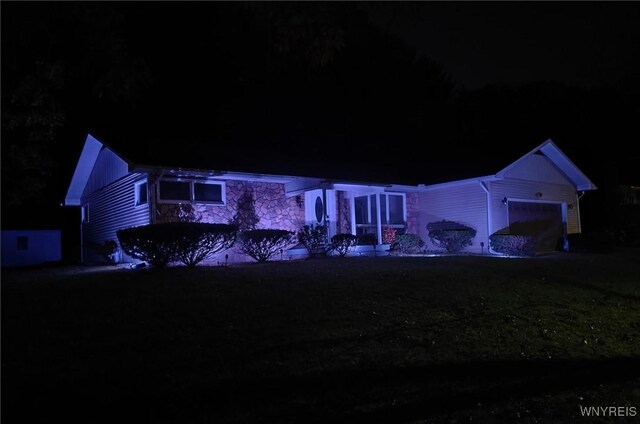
[68,117,597,199]
[496,139,597,191]
[64,134,103,206]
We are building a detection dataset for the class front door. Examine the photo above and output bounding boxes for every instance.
[304,189,336,238]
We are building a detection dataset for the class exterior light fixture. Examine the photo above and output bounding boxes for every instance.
[535,192,543,198]
[501,197,508,205]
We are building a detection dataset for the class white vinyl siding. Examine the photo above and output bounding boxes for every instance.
[501,153,574,185]
[81,172,150,263]
[82,147,129,198]
[419,183,488,253]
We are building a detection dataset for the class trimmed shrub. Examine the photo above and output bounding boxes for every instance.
[174,223,238,267]
[394,233,425,254]
[237,229,295,263]
[427,220,476,253]
[117,224,180,268]
[117,222,239,268]
[297,224,328,258]
[489,234,535,256]
[329,233,358,257]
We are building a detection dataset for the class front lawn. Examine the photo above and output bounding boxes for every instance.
[3,250,639,423]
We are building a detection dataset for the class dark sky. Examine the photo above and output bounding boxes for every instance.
[2,1,639,230]
[365,2,640,90]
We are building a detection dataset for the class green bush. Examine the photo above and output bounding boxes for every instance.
[297,224,328,258]
[237,229,295,263]
[174,223,238,267]
[329,233,358,257]
[117,223,239,268]
[394,233,425,254]
[117,224,180,268]
[427,220,476,253]
[229,188,259,230]
[489,234,535,256]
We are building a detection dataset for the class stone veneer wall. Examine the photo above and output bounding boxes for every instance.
[406,192,420,234]
[156,180,305,233]
[335,191,351,234]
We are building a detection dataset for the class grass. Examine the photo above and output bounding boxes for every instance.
[3,250,640,423]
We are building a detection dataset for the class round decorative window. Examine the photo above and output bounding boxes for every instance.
[315,196,324,223]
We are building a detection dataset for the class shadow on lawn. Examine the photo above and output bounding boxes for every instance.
[550,276,640,302]
[220,357,640,423]
[7,343,637,422]
[12,356,635,423]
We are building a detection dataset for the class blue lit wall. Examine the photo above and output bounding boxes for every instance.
[1,230,62,267]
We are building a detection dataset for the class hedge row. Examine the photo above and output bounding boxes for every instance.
[117,222,238,268]
[117,223,300,267]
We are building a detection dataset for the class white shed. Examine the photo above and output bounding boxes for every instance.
[1,230,62,267]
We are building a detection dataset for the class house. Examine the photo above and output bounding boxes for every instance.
[1,229,62,267]
[64,135,596,263]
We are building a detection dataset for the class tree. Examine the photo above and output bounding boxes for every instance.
[230,188,260,231]
[1,3,152,208]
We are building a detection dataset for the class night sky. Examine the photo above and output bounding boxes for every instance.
[2,2,639,234]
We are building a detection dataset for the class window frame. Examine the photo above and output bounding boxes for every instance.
[157,178,226,205]
[81,204,90,223]
[134,180,149,207]
[351,192,407,240]
[380,192,407,227]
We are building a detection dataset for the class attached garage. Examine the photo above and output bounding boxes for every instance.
[419,140,597,254]
[508,201,564,252]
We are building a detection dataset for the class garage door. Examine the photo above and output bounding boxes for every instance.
[508,201,563,252]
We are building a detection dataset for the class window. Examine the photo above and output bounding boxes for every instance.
[135,181,148,206]
[82,204,90,223]
[380,194,405,226]
[17,236,28,250]
[354,194,378,237]
[354,192,406,238]
[158,179,225,205]
[194,182,222,203]
[159,180,191,202]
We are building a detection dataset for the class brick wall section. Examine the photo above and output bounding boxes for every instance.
[156,180,305,233]
[406,192,420,234]
[335,191,352,234]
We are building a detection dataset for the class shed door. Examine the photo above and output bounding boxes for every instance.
[508,201,563,252]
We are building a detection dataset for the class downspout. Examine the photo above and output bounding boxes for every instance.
[350,195,356,236]
[79,214,84,264]
[479,181,492,253]
[322,187,328,240]
[576,190,585,233]
[150,174,156,224]
[150,171,163,224]
[376,193,382,246]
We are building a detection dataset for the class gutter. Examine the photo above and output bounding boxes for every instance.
[479,181,493,253]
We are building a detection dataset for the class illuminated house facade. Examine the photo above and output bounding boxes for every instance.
[65,135,596,263]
